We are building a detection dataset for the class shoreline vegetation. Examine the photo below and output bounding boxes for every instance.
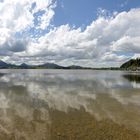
[0,58,139,70]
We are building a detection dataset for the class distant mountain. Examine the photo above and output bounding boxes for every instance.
[39,63,65,69]
[66,65,83,69]
[120,58,140,70]
[0,60,122,70]
[0,61,86,69]
[19,63,31,69]
[0,60,13,68]
[0,60,8,68]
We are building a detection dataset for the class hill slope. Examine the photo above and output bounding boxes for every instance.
[120,58,140,69]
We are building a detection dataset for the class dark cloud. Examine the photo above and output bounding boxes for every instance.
[5,39,28,52]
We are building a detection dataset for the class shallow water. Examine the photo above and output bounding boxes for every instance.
[0,69,140,140]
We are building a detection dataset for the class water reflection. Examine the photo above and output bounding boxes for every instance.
[123,74,140,83]
[0,70,139,139]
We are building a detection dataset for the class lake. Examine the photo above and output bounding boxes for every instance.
[0,69,140,140]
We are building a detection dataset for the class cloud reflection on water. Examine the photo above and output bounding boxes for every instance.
[0,70,139,135]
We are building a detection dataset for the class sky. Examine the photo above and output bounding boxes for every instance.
[0,0,140,67]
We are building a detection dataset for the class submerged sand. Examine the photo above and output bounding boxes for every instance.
[0,70,139,140]
[0,108,139,140]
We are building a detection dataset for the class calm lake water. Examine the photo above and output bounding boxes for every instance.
[0,69,140,140]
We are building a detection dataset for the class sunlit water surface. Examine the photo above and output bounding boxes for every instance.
[0,70,140,140]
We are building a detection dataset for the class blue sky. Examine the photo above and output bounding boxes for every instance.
[53,0,140,28]
[0,0,140,67]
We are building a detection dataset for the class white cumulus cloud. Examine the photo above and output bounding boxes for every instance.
[0,1,140,67]
[0,0,56,55]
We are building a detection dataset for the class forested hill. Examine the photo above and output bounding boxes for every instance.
[120,58,140,69]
